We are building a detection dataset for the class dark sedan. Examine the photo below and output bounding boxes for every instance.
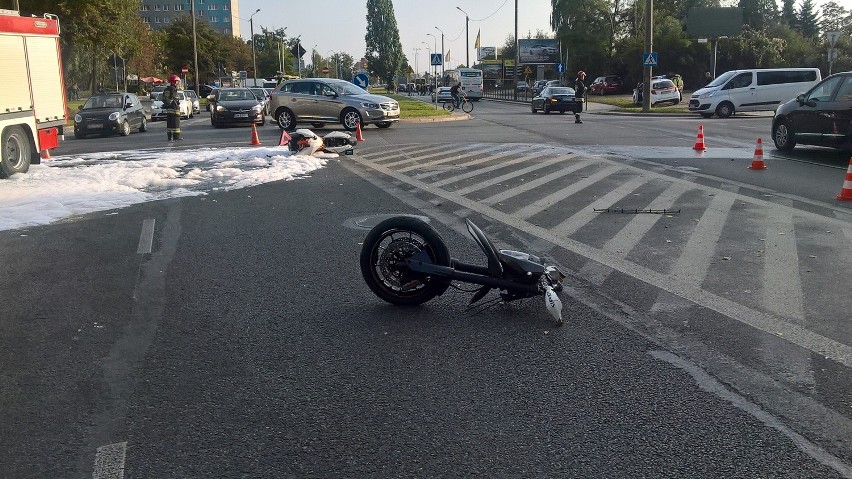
[531,86,582,114]
[207,88,265,127]
[73,92,147,139]
[772,71,852,152]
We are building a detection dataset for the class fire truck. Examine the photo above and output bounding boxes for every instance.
[0,8,68,178]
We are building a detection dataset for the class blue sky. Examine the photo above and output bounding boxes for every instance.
[237,0,556,69]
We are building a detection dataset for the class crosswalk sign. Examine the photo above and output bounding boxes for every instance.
[643,52,658,67]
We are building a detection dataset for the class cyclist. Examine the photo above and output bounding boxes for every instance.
[450,81,462,109]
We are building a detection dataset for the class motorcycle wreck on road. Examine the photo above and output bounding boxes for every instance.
[283,129,356,156]
[359,216,566,325]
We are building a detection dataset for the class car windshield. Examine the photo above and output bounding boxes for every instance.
[653,80,675,89]
[326,81,368,96]
[547,87,576,96]
[219,89,255,101]
[151,92,163,101]
[706,70,737,88]
[83,94,124,109]
[249,88,266,99]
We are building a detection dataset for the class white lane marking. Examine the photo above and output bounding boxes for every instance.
[136,218,155,254]
[649,351,852,478]
[452,156,578,195]
[92,441,127,479]
[428,149,555,186]
[514,166,621,219]
[672,192,737,286]
[351,155,852,367]
[398,143,507,173]
[551,176,647,237]
[481,160,593,205]
[382,143,479,168]
[763,208,804,320]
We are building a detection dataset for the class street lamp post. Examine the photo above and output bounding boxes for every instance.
[189,0,198,93]
[249,8,260,86]
[434,26,445,81]
[456,7,469,67]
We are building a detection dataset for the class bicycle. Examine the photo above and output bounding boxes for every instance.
[443,93,474,113]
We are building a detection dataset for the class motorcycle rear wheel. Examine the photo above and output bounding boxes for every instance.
[360,216,451,306]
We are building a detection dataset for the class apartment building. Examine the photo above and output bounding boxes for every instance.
[139,0,241,36]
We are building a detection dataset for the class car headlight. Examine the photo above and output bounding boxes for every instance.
[216,105,226,112]
[74,114,82,123]
[251,105,262,113]
[698,91,715,99]
[360,102,380,109]
[109,112,120,121]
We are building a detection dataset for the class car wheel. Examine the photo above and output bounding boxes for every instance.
[715,101,735,118]
[341,108,362,131]
[773,121,796,151]
[120,120,131,136]
[1,126,32,178]
[311,123,325,129]
[376,122,393,129]
[139,117,148,132]
[276,108,296,131]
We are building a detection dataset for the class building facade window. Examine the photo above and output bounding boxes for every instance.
[154,4,160,10]
[140,5,149,11]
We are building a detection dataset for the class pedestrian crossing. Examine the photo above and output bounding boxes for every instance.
[351,142,852,367]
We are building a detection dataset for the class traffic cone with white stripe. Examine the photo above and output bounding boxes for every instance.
[748,138,767,170]
[692,124,707,151]
[250,123,261,145]
[837,157,852,201]
[355,122,364,142]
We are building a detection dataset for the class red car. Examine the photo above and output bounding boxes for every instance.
[589,75,623,95]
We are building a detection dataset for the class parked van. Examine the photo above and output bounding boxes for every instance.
[688,68,821,118]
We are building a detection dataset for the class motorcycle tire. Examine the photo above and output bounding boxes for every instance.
[360,216,452,306]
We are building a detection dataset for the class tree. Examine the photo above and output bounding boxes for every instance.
[739,0,778,30]
[364,0,405,84]
[798,0,820,38]
[781,0,797,28]
[819,2,849,35]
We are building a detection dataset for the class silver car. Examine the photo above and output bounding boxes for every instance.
[268,78,400,131]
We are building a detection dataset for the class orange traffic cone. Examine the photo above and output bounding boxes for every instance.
[837,157,852,200]
[40,149,51,160]
[748,138,767,170]
[692,124,707,151]
[355,122,364,142]
[278,129,292,147]
[250,123,261,145]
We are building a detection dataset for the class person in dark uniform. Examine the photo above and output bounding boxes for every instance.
[162,74,182,141]
[573,71,587,124]
[450,81,462,108]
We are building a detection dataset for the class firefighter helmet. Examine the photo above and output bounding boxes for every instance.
[168,74,180,85]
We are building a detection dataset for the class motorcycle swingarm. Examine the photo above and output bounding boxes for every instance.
[406,253,540,295]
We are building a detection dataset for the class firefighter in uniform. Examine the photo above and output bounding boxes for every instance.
[163,74,183,141]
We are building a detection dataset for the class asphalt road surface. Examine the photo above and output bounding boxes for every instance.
[1,99,850,478]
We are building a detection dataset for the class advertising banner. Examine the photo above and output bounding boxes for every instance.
[518,39,560,64]
[477,47,497,61]
[481,60,502,79]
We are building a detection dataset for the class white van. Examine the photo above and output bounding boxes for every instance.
[688,68,821,118]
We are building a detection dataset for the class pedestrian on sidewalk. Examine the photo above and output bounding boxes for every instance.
[573,71,587,124]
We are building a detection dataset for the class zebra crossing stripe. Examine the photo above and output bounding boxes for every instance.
[357,144,423,161]
[763,209,804,320]
[425,148,554,184]
[382,143,480,168]
[412,145,546,181]
[481,161,594,206]
[398,143,508,173]
[551,176,647,237]
[451,157,574,195]
[513,166,621,220]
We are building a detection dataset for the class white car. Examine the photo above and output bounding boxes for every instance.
[632,79,681,107]
[150,90,193,120]
[432,86,453,103]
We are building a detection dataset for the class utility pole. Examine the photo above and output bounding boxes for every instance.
[190,0,199,93]
[642,0,653,112]
[513,0,518,100]
[249,9,261,86]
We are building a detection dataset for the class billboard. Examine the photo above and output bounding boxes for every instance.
[477,47,497,61]
[686,7,743,38]
[481,60,502,79]
[518,39,560,64]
